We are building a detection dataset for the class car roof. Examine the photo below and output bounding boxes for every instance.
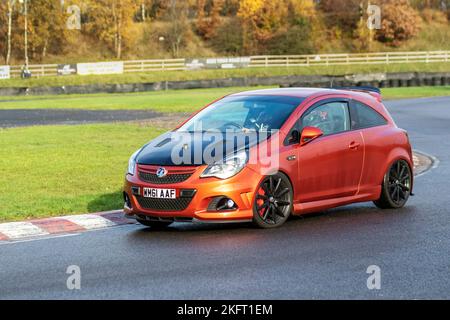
[229,87,380,102]
[229,88,332,98]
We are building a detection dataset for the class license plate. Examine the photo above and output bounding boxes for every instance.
[143,188,176,199]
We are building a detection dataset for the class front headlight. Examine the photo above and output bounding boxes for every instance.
[201,151,248,180]
[127,149,142,175]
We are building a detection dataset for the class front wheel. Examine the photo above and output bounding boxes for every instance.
[252,173,293,229]
[374,159,412,209]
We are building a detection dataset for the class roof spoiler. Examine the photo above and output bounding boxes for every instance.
[331,86,382,101]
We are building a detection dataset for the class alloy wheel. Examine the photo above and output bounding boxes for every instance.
[254,174,292,227]
[387,160,412,207]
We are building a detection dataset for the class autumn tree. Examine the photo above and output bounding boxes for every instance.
[5,0,68,62]
[238,0,291,54]
[5,0,15,64]
[375,0,421,47]
[237,0,319,55]
[196,0,224,39]
[84,0,139,59]
[410,0,449,10]
[148,0,170,19]
[318,0,361,34]
[196,0,207,36]
[163,0,193,57]
[354,13,372,52]
[352,0,375,52]
[0,2,6,63]
[282,0,324,53]
[28,0,68,59]
[222,0,240,15]
[134,0,159,22]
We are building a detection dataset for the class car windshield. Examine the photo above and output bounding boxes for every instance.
[178,95,304,133]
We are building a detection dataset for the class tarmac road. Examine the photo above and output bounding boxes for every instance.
[0,109,162,128]
[0,96,449,299]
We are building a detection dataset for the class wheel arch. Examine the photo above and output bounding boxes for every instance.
[276,169,295,194]
[381,148,414,192]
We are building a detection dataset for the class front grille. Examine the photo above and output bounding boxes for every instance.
[138,171,192,184]
[137,165,196,185]
[136,196,193,212]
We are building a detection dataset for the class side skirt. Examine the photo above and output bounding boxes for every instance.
[292,190,379,216]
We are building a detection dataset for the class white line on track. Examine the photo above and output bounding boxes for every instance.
[0,233,81,245]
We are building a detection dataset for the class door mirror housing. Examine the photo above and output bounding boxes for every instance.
[300,126,324,146]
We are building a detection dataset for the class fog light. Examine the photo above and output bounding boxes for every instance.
[207,196,238,211]
[226,199,235,209]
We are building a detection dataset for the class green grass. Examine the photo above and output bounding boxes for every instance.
[381,86,450,99]
[0,86,449,113]
[0,87,272,113]
[1,62,450,88]
[0,123,165,222]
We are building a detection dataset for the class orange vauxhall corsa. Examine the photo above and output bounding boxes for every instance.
[123,87,414,229]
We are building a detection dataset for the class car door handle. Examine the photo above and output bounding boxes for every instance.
[349,142,361,150]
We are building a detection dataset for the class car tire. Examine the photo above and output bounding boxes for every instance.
[136,219,173,229]
[374,159,412,209]
[252,173,293,229]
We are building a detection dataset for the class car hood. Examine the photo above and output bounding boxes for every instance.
[136,131,268,166]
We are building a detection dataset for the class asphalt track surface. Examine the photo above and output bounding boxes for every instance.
[0,109,161,127]
[1,96,449,299]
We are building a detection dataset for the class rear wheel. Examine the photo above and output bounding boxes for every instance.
[136,219,173,229]
[374,159,412,209]
[252,173,293,229]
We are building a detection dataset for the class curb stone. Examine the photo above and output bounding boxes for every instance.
[0,210,134,242]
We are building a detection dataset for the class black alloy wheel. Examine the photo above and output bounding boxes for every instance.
[253,173,293,228]
[374,159,412,209]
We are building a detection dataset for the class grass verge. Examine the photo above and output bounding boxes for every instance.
[381,86,450,99]
[0,86,449,113]
[0,123,164,222]
[0,87,271,113]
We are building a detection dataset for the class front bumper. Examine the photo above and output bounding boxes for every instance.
[123,165,262,222]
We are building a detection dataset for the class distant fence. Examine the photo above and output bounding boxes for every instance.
[250,51,450,67]
[9,64,58,78]
[124,59,186,72]
[7,59,186,78]
[2,50,450,79]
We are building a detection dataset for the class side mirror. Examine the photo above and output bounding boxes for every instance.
[300,126,323,146]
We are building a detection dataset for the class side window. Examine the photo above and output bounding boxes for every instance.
[350,101,388,129]
[301,101,350,136]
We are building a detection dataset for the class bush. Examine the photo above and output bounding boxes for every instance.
[421,8,448,24]
[265,23,314,55]
[375,0,421,47]
[211,18,244,55]
[318,0,361,33]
